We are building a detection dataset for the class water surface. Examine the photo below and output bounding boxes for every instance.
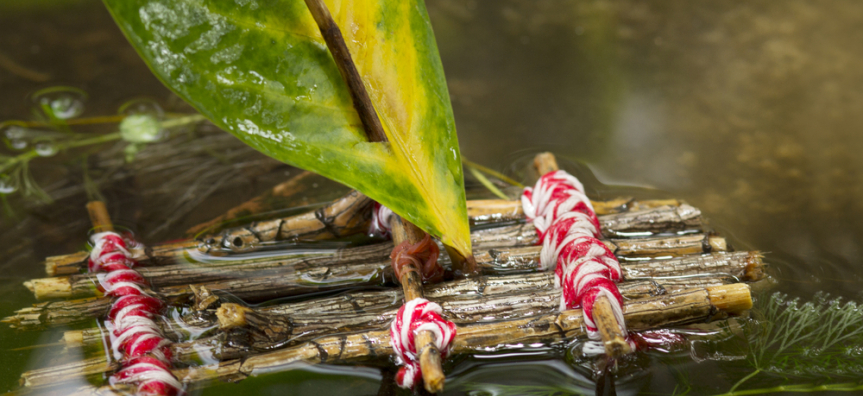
[2,1,862,394]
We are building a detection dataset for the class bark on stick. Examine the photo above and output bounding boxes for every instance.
[43,285,752,394]
[43,198,703,277]
[388,215,446,393]
[531,151,630,357]
[8,245,759,330]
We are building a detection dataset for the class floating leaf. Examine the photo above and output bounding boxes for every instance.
[103,0,471,256]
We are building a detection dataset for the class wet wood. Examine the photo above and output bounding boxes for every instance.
[185,170,316,236]
[85,201,114,233]
[61,266,750,350]
[19,357,118,388]
[8,247,761,329]
[470,208,704,251]
[206,190,374,253]
[45,239,197,277]
[530,151,629,358]
[467,197,686,225]
[48,285,751,393]
[27,226,722,300]
[27,282,750,389]
[302,0,389,144]
[389,215,446,393]
[28,243,390,300]
[42,199,703,277]
[592,296,632,357]
[2,297,113,330]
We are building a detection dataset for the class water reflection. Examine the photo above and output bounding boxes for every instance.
[1,0,862,394]
[433,0,863,300]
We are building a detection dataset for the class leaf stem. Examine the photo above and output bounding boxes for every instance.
[302,0,387,143]
[728,369,761,393]
[715,382,863,396]
[468,166,509,200]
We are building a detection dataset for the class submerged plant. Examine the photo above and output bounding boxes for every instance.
[717,292,863,395]
[462,382,586,396]
[0,90,205,212]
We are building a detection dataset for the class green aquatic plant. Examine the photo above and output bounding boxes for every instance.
[462,158,524,200]
[0,91,205,211]
[717,292,863,395]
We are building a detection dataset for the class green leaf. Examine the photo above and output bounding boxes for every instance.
[102,0,471,256]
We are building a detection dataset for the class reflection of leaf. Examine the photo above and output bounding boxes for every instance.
[102,0,471,256]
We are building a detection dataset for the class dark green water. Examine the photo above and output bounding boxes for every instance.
[2,0,863,395]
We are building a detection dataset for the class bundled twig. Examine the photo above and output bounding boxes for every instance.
[54,249,762,350]
[184,170,316,236]
[19,248,763,390]
[5,232,745,330]
[30,284,752,395]
[24,213,721,300]
[42,193,704,277]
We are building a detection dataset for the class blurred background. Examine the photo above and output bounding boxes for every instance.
[2,0,862,394]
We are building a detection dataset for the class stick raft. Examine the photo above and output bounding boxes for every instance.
[19,250,763,389]
[26,220,723,301]
[5,234,751,330]
[29,284,752,394]
[42,196,704,277]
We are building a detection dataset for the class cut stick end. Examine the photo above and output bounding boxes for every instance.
[445,244,480,278]
[708,236,727,252]
[63,331,84,348]
[706,283,753,314]
[604,336,632,358]
[86,201,114,232]
[533,152,559,175]
[423,373,445,394]
[592,295,632,358]
[417,331,446,394]
[744,252,766,281]
[27,278,72,300]
[216,303,252,329]
[44,261,57,277]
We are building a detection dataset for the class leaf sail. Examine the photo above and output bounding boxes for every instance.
[102,0,471,256]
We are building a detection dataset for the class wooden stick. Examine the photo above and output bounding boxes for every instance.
[23,282,752,389]
[185,170,315,236]
[45,239,197,277]
[85,201,114,233]
[43,284,752,394]
[57,250,761,349]
[531,152,630,357]
[302,0,388,143]
[206,190,373,253]
[533,152,559,175]
[43,198,703,277]
[8,245,758,329]
[25,215,719,300]
[388,215,446,393]
[466,197,684,224]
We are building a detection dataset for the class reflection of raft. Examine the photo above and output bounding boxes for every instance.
[6,152,760,395]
